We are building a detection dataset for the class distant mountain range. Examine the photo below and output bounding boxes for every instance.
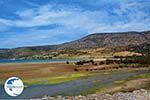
[0,31,150,59]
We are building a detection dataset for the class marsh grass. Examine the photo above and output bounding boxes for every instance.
[114,80,126,84]
[23,72,97,85]
[135,73,150,78]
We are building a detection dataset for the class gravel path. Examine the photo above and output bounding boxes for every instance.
[40,89,150,100]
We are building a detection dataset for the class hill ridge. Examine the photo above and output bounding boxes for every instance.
[0,30,150,58]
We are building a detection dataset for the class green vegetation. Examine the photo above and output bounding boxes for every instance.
[24,72,97,85]
[119,63,149,69]
[114,80,126,84]
[134,73,150,78]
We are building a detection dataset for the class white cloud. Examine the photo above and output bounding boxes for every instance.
[0,1,149,31]
[22,0,40,7]
[0,0,149,47]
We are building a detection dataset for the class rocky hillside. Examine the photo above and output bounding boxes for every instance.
[0,31,150,58]
[129,43,150,55]
[59,31,150,50]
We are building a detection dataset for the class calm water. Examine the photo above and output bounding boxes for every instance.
[0,58,80,64]
[0,70,149,99]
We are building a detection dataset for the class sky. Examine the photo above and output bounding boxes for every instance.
[0,0,149,48]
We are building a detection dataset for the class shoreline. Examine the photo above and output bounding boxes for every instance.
[0,61,69,65]
[0,58,81,65]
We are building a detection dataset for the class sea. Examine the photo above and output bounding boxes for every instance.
[0,58,80,64]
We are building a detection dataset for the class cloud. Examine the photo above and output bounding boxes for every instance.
[0,1,149,30]
[22,0,40,7]
[0,0,149,48]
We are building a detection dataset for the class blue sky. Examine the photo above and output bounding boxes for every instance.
[0,0,149,48]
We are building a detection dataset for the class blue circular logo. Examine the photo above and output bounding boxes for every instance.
[4,77,24,97]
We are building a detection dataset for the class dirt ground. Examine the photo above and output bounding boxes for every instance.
[0,63,77,82]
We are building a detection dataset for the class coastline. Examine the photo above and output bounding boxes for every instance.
[0,58,81,65]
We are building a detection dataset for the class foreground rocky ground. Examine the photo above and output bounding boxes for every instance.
[39,89,150,100]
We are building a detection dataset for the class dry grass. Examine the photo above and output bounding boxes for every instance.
[113,51,142,57]
[0,63,76,83]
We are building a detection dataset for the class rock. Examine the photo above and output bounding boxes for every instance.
[74,95,86,100]
[47,96,55,100]
[41,95,49,100]
[55,96,64,100]
[87,94,98,100]
[39,89,150,100]
[114,92,137,100]
[98,94,113,100]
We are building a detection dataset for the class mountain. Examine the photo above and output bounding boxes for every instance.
[129,42,150,55]
[58,31,150,50]
[0,31,150,59]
